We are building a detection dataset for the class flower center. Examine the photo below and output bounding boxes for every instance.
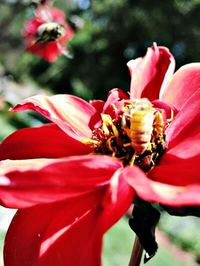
[36,22,65,42]
[86,98,172,172]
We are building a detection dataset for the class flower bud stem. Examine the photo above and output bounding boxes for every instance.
[129,236,143,266]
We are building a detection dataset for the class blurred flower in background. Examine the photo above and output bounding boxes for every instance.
[23,6,74,62]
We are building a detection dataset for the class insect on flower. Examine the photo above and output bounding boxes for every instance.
[36,22,65,43]
[0,44,200,266]
[23,6,74,62]
[122,98,155,155]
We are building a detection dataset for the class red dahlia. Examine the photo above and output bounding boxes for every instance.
[0,44,200,265]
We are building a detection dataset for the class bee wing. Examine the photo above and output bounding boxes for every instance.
[57,43,74,59]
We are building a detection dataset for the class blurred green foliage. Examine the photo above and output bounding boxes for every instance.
[0,0,200,101]
[103,216,197,266]
[159,213,200,263]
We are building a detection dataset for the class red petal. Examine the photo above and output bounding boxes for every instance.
[26,42,62,62]
[90,99,104,109]
[122,166,200,206]
[36,7,66,24]
[103,88,129,118]
[104,88,129,110]
[161,63,200,109]
[0,124,91,160]
[148,155,200,186]
[151,88,200,185]
[97,168,134,233]
[11,94,96,141]
[4,190,105,266]
[166,88,200,158]
[152,99,178,120]
[4,171,134,266]
[127,43,175,101]
[88,100,104,129]
[0,155,121,208]
[23,18,42,40]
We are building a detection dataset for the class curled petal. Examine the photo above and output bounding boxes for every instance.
[104,88,129,110]
[88,100,105,128]
[166,88,200,158]
[127,43,175,101]
[103,88,129,118]
[161,63,200,109]
[11,94,96,141]
[0,155,121,208]
[0,124,91,160]
[122,166,200,206]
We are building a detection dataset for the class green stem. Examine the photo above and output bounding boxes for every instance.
[128,236,143,266]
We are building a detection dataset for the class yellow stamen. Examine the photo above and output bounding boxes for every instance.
[82,138,99,146]
[123,142,131,147]
[111,124,119,138]
[106,137,114,152]
[101,114,119,137]
[130,154,136,167]
[101,114,111,136]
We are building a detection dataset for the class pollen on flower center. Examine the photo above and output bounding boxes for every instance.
[84,98,171,172]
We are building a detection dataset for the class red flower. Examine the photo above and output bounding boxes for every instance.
[1,44,200,265]
[23,6,74,62]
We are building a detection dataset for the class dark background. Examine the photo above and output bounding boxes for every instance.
[0,0,199,101]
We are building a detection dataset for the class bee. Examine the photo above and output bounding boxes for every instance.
[36,22,65,43]
[122,99,155,155]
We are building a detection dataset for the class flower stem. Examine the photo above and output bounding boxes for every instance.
[128,236,143,266]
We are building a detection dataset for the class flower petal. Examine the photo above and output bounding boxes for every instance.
[122,166,200,206]
[23,6,74,62]
[0,124,91,160]
[166,88,200,158]
[36,6,67,23]
[161,63,200,109]
[4,170,134,266]
[0,155,121,208]
[103,88,129,111]
[97,168,134,233]
[26,42,62,63]
[127,43,175,101]
[11,94,96,141]
[148,155,200,186]
[4,190,105,266]
[88,100,105,128]
[102,88,129,119]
